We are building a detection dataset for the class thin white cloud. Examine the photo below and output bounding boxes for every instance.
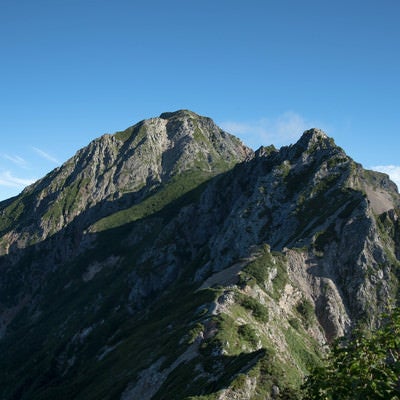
[32,147,60,164]
[3,154,28,168]
[0,171,36,188]
[220,111,329,149]
[371,165,400,189]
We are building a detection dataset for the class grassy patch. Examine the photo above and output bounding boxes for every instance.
[0,191,38,235]
[92,170,211,232]
[114,121,147,143]
[237,294,269,323]
[296,298,315,328]
[238,324,259,347]
[284,327,321,376]
[240,246,288,300]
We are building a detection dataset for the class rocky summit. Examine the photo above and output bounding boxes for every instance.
[0,110,399,399]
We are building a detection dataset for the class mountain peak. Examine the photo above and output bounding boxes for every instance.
[159,109,202,120]
[293,127,335,154]
[300,127,328,143]
[0,110,252,244]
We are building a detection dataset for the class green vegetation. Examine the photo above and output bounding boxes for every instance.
[238,324,259,347]
[41,178,90,235]
[258,145,277,156]
[192,120,206,143]
[93,170,212,231]
[237,293,269,323]
[248,354,304,399]
[201,313,241,356]
[0,190,38,235]
[304,134,336,156]
[0,199,25,234]
[310,173,341,197]
[327,155,348,169]
[296,298,315,329]
[187,323,204,344]
[114,124,139,142]
[314,224,337,253]
[240,245,288,300]
[303,307,400,399]
[277,161,291,179]
[284,327,321,376]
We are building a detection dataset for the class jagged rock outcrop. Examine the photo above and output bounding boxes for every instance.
[0,111,398,399]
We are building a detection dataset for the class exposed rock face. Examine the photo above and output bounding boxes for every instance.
[0,111,398,399]
[0,109,250,252]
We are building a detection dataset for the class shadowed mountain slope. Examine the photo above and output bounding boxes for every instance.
[0,111,399,399]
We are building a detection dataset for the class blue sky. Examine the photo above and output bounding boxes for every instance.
[1,0,399,201]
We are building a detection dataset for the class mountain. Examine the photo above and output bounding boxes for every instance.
[0,110,399,399]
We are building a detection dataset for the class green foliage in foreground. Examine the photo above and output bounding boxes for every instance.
[303,307,400,399]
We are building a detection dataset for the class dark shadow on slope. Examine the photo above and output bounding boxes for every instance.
[152,349,267,400]
[0,167,250,399]
[0,168,220,286]
[1,144,396,398]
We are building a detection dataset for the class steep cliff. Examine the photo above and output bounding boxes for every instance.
[0,111,398,399]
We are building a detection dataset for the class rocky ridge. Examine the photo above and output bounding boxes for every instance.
[0,110,399,399]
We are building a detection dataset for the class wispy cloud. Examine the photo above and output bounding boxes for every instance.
[2,154,29,168]
[220,111,329,149]
[32,147,60,164]
[0,171,36,188]
[370,165,400,189]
